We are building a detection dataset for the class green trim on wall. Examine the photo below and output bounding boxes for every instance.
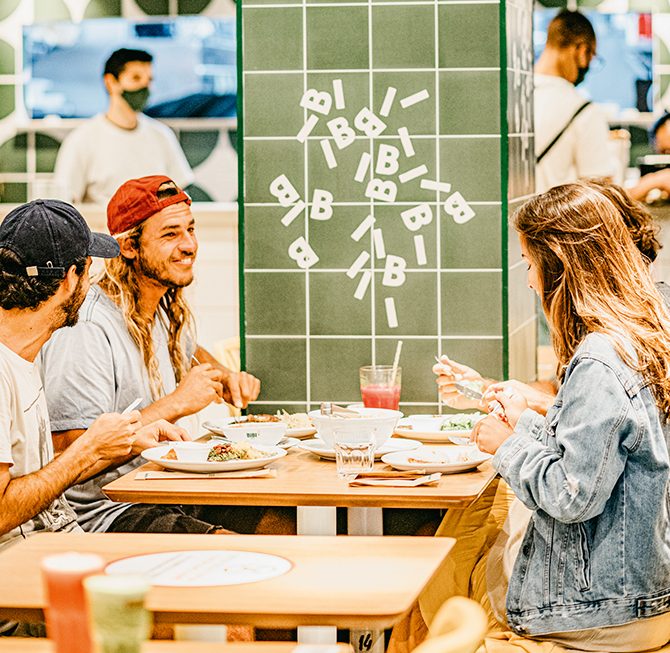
[500,0,509,381]
[237,0,247,375]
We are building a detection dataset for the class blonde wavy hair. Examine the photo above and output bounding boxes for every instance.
[514,182,670,417]
[96,222,195,400]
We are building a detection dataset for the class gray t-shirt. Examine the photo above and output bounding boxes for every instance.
[0,342,79,550]
[40,285,194,532]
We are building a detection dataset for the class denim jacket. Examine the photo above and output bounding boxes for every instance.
[493,332,670,635]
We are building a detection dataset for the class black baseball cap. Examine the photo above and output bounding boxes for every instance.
[0,199,120,278]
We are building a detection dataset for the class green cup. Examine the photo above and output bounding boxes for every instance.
[83,574,151,653]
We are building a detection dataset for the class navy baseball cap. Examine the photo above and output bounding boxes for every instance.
[0,199,120,278]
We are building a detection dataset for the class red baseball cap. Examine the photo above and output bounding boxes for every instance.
[107,175,192,236]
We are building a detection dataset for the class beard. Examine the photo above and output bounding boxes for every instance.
[137,247,195,289]
[54,274,87,329]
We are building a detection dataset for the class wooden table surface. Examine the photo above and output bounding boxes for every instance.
[0,533,454,628]
[103,446,497,510]
[0,643,352,653]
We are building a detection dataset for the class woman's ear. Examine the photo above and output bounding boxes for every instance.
[117,235,138,260]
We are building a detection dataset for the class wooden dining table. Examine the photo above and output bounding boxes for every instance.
[102,441,495,651]
[0,643,353,653]
[0,532,454,630]
[103,444,498,534]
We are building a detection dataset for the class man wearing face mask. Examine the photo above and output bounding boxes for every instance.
[534,10,615,193]
[54,48,194,205]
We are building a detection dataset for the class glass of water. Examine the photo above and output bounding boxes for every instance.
[334,428,375,478]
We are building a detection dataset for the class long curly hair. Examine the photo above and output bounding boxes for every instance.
[96,222,194,400]
[585,178,661,263]
[514,182,670,417]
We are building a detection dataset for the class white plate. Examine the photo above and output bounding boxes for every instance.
[106,550,292,587]
[203,419,316,440]
[209,435,301,450]
[393,414,483,443]
[142,442,286,473]
[299,437,421,461]
[381,447,491,474]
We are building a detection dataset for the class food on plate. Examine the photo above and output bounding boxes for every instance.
[244,414,280,423]
[440,414,479,431]
[161,448,178,460]
[275,410,313,429]
[407,449,479,465]
[207,441,267,462]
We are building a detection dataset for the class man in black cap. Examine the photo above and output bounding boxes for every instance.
[0,199,185,564]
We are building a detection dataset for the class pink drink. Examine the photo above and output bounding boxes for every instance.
[41,553,105,653]
[361,384,401,410]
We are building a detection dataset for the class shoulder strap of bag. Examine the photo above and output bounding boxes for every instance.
[536,101,591,164]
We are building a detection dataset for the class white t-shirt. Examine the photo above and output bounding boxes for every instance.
[0,342,79,550]
[54,113,194,205]
[534,74,614,193]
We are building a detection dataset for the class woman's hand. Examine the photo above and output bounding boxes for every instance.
[432,355,488,410]
[471,414,514,454]
[488,380,554,416]
[483,384,529,428]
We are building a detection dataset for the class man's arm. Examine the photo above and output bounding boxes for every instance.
[627,169,670,202]
[52,420,189,483]
[53,131,88,204]
[194,346,261,409]
[574,106,615,181]
[0,413,137,537]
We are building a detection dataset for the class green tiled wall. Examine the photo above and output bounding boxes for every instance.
[241,0,536,414]
[0,0,237,203]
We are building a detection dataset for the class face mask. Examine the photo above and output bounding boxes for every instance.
[121,87,150,112]
[574,65,590,87]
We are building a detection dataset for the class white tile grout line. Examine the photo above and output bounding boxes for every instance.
[246,334,504,339]
[244,1,500,7]
[245,268,503,273]
[302,0,311,408]
[434,0,443,414]
[244,134,502,140]
[368,0,376,366]
[244,67,500,74]
[245,201,503,206]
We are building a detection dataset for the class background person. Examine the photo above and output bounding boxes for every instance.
[40,176,282,537]
[534,10,615,193]
[54,48,193,205]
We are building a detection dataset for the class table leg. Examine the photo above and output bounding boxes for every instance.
[347,507,383,536]
[297,506,338,644]
[348,508,385,653]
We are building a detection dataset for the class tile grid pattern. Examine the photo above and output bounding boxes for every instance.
[242,0,529,412]
[506,0,536,382]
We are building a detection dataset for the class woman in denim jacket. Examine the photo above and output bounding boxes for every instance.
[473,183,670,650]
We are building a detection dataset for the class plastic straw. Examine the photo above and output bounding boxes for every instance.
[391,340,403,384]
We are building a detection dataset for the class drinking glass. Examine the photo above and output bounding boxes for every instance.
[359,365,401,410]
[334,429,375,478]
[84,574,151,653]
[41,552,105,653]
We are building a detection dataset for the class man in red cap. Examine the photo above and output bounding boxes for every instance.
[39,177,285,537]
